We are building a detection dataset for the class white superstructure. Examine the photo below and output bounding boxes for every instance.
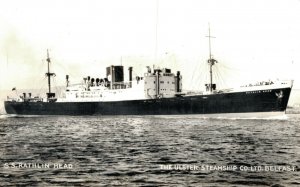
[58,66,183,102]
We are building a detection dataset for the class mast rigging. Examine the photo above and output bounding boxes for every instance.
[45,49,56,99]
[206,24,218,92]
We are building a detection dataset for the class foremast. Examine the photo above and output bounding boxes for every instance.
[45,49,56,100]
[206,24,218,92]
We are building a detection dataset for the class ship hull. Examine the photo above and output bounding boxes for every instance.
[4,88,291,116]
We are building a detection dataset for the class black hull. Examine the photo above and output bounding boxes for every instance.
[4,88,291,116]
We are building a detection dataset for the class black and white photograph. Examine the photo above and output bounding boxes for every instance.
[0,0,299,186]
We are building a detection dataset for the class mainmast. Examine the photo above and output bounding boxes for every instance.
[206,24,217,92]
[45,49,56,99]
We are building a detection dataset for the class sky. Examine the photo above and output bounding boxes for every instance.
[0,0,300,92]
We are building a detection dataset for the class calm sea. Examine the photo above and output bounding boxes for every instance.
[0,112,299,186]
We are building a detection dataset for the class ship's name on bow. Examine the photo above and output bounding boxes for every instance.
[246,90,272,94]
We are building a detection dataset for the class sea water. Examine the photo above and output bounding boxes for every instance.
[0,112,299,186]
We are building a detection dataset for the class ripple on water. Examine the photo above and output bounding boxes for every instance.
[0,114,299,186]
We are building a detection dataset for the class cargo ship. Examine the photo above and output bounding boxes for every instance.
[4,32,293,117]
